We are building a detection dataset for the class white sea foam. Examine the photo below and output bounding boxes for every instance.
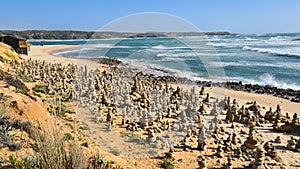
[52,47,83,55]
[244,73,300,90]
[207,61,300,71]
[243,46,300,57]
[206,42,233,47]
[85,44,140,49]
[244,37,259,41]
[151,45,190,50]
[156,52,199,57]
[268,36,290,41]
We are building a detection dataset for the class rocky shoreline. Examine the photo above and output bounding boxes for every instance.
[198,81,300,103]
[84,56,300,103]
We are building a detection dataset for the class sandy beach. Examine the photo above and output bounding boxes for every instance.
[24,45,104,70]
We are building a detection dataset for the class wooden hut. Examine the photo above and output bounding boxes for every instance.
[0,35,28,55]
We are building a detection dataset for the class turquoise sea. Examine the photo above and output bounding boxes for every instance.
[29,33,300,90]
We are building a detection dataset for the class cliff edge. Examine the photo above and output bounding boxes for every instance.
[0,42,21,61]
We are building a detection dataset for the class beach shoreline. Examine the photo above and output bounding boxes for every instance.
[26,45,300,113]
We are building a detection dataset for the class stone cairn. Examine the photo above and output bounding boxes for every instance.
[197,155,207,169]
[241,124,259,154]
[287,136,300,152]
[252,145,265,169]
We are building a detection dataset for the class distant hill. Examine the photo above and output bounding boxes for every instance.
[0,30,234,40]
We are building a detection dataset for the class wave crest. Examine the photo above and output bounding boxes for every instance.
[243,46,300,58]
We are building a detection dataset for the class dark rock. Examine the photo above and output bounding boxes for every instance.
[81,142,88,147]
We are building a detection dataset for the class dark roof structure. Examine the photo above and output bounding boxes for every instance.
[0,35,28,55]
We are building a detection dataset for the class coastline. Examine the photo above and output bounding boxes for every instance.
[27,45,300,115]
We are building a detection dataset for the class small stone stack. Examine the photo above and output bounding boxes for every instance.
[197,126,207,151]
[197,155,207,169]
[241,125,259,153]
[287,136,300,152]
[253,146,266,169]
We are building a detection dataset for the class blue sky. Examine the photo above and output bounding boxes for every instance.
[1,0,300,34]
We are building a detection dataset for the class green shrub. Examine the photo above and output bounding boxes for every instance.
[9,154,41,169]
[15,88,26,94]
[32,84,49,94]
[63,133,74,141]
[86,155,122,169]
[33,92,42,98]
[18,74,35,83]
[161,158,175,169]
[48,101,74,117]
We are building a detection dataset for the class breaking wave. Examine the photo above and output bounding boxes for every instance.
[243,46,300,58]
[244,73,300,90]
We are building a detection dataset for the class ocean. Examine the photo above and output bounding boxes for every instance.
[29,33,300,90]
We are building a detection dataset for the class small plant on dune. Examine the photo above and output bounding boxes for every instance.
[9,154,41,169]
[15,88,27,95]
[32,84,49,94]
[0,114,30,151]
[86,153,122,169]
[17,73,35,83]
[63,132,74,141]
[161,158,175,169]
[48,103,74,117]
[0,122,15,137]
[32,91,42,98]
[48,97,74,117]
[0,121,22,152]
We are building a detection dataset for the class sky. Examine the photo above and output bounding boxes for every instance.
[1,0,300,34]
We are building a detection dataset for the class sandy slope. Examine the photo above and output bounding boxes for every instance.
[0,42,21,61]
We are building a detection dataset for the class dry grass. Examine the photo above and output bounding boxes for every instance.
[31,121,88,169]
